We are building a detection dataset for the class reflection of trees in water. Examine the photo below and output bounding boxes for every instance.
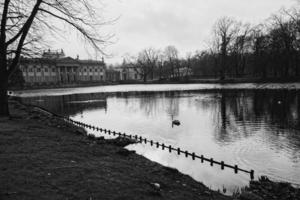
[139,94,161,117]
[214,90,300,151]
[137,92,180,120]
[117,91,181,119]
[165,93,180,120]
[250,91,299,130]
[21,93,107,116]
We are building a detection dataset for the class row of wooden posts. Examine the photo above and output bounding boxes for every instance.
[66,117,255,180]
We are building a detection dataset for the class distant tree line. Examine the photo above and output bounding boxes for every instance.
[120,45,193,82]
[120,5,300,81]
[199,7,300,80]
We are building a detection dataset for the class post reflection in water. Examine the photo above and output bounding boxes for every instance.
[21,90,300,193]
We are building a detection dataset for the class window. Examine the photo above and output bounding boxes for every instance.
[45,68,48,72]
[37,68,41,72]
[52,68,56,72]
[90,68,92,72]
[100,69,103,72]
[84,68,87,72]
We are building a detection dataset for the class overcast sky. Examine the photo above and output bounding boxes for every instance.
[52,0,296,64]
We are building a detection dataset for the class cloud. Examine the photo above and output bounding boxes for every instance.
[57,0,295,64]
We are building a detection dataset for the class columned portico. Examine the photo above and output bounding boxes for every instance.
[19,49,106,86]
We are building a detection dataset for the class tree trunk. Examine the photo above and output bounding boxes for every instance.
[0,72,9,117]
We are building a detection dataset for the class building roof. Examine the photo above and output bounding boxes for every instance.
[20,54,105,68]
[79,59,105,65]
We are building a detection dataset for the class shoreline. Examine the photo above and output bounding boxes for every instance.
[10,82,300,99]
[1,101,299,199]
[9,77,300,91]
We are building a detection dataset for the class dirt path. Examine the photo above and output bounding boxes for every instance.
[0,101,231,200]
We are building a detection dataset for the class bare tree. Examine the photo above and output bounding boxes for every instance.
[231,23,252,76]
[269,12,297,77]
[282,7,300,75]
[250,25,269,78]
[156,50,165,80]
[135,48,159,82]
[164,45,179,78]
[0,0,109,117]
[213,17,241,79]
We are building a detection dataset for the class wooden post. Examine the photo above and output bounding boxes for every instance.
[192,153,195,160]
[250,170,254,180]
[200,155,204,163]
[169,145,172,153]
[210,158,213,166]
[221,161,224,170]
[234,165,238,174]
[162,144,165,150]
[177,148,180,155]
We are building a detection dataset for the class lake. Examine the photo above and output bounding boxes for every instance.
[15,84,300,194]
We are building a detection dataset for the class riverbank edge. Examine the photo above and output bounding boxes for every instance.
[1,101,299,200]
[9,77,300,91]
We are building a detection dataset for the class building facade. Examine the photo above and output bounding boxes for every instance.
[105,63,142,82]
[19,50,106,86]
[106,66,121,82]
[114,65,141,81]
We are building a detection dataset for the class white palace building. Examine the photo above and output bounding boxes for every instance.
[19,49,106,86]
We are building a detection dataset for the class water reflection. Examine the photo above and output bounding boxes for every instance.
[19,93,107,116]
[20,89,300,193]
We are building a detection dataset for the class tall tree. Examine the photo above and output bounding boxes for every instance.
[135,48,159,82]
[0,0,108,117]
[164,45,179,78]
[231,23,252,77]
[270,14,296,77]
[251,25,270,78]
[213,17,241,79]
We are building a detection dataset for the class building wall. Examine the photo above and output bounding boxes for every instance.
[114,67,141,81]
[20,60,106,86]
